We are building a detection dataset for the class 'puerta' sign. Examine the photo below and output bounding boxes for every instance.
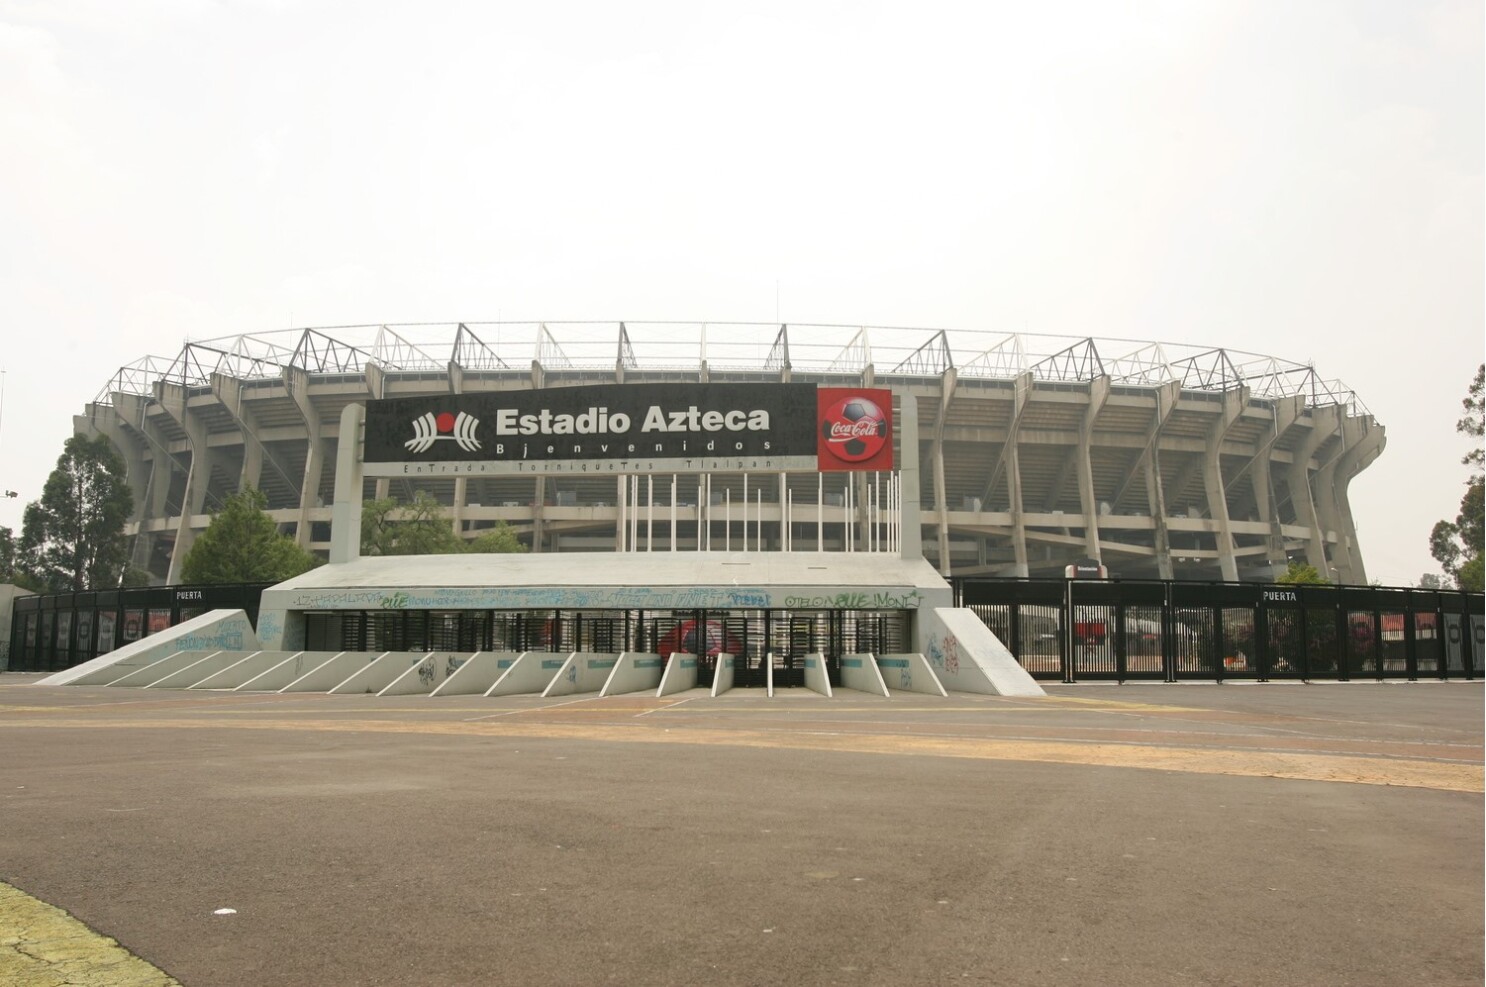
[363,382,894,477]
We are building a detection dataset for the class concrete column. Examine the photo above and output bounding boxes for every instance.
[1076,377,1111,560]
[1314,414,1384,584]
[1201,387,1248,582]
[1006,439,1029,578]
[1329,424,1385,585]
[930,370,956,574]
[1287,405,1339,572]
[899,390,923,560]
[330,403,365,564]
[113,393,175,574]
[448,366,466,542]
[285,367,325,549]
[154,381,213,584]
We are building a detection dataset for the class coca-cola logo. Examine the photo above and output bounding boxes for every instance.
[819,394,889,463]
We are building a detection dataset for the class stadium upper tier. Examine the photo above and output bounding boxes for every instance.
[78,322,1382,586]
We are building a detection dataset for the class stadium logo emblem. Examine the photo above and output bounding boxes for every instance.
[405,411,482,453]
[819,395,889,463]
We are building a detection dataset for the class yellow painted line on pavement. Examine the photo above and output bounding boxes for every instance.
[0,715,1479,793]
[0,881,179,987]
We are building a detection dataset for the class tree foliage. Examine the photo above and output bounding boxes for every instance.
[19,434,134,592]
[467,521,525,554]
[180,488,321,584]
[1430,364,1484,591]
[361,492,466,556]
[361,493,525,556]
[1275,561,1329,585]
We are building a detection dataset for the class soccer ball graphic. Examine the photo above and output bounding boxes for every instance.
[822,397,887,459]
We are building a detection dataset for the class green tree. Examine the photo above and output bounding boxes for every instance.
[1275,561,1329,585]
[361,491,465,556]
[180,488,321,584]
[467,520,526,554]
[1430,364,1484,591]
[19,434,134,592]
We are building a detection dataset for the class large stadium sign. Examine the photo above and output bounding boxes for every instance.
[363,382,893,476]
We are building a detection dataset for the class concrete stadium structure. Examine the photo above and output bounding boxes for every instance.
[78,322,1383,585]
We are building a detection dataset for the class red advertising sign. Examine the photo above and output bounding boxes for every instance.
[815,388,894,472]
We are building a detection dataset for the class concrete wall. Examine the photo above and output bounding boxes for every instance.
[917,607,1044,697]
[839,653,889,697]
[875,653,948,696]
[600,652,665,697]
[656,653,698,697]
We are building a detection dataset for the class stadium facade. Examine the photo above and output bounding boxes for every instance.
[77,322,1383,585]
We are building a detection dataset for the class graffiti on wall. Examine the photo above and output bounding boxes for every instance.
[926,633,960,676]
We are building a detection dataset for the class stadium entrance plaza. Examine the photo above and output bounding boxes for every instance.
[0,676,1480,987]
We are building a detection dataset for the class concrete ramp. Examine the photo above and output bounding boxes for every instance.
[105,651,221,688]
[147,650,260,689]
[431,652,524,696]
[380,652,471,696]
[711,653,736,697]
[488,652,568,697]
[39,609,260,687]
[281,651,392,693]
[329,652,429,695]
[875,653,948,696]
[656,653,698,697]
[543,652,619,698]
[921,607,1045,697]
[190,651,302,690]
[838,653,890,697]
[237,652,348,692]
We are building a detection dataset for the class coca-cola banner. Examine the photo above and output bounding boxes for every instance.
[816,388,894,472]
[364,383,893,476]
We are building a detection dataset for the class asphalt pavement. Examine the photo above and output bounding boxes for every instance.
[0,675,1480,987]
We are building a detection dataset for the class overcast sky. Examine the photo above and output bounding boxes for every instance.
[1,0,1481,586]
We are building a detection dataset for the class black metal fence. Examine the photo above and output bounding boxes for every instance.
[956,578,1485,683]
[6,583,272,672]
[8,577,1484,685]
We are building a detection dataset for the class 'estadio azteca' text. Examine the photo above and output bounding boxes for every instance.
[495,405,771,436]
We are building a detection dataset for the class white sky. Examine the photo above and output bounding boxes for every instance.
[1,0,1481,586]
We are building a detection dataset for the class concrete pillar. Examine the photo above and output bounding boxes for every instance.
[1076,377,1111,560]
[1287,405,1339,572]
[154,381,214,584]
[285,367,325,549]
[1201,387,1248,582]
[899,390,923,560]
[929,370,957,574]
[330,403,365,564]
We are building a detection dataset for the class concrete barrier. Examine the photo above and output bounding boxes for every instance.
[380,652,471,696]
[656,653,698,697]
[36,609,260,687]
[543,652,620,698]
[920,607,1044,696]
[189,651,291,690]
[237,652,347,692]
[838,653,890,697]
[710,653,736,697]
[875,653,948,696]
[431,652,524,696]
[146,651,260,690]
[329,652,432,695]
[488,652,568,697]
[601,652,665,697]
[802,652,832,697]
